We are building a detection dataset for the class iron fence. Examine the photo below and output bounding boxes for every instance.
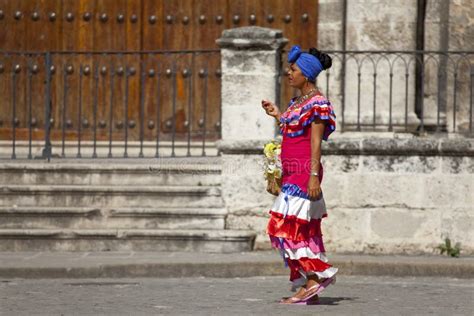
[1,49,473,160]
[280,50,473,135]
[0,50,221,160]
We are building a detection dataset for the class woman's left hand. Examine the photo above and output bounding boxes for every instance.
[307,175,322,200]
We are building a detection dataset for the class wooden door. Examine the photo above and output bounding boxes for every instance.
[0,0,318,143]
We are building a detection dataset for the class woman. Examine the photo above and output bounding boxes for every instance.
[261,45,338,304]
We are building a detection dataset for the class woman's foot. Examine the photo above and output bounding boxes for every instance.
[279,286,307,304]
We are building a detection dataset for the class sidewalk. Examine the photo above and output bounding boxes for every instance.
[1,251,473,279]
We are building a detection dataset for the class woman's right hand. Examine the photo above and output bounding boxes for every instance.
[261,100,281,118]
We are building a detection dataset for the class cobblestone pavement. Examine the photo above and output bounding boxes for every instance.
[1,275,472,316]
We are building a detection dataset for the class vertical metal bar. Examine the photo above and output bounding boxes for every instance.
[171,56,177,157]
[436,57,442,132]
[101,56,107,154]
[357,68,361,131]
[155,61,161,158]
[108,58,115,158]
[341,1,347,132]
[372,71,377,131]
[453,70,458,133]
[77,64,83,158]
[389,69,393,132]
[202,58,209,157]
[124,65,129,158]
[470,63,473,134]
[405,69,409,132]
[42,52,52,161]
[419,60,425,132]
[61,65,68,157]
[139,56,146,158]
[186,53,195,157]
[27,56,33,159]
[415,0,427,119]
[217,53,222,144]
[11,58,17,159]
[92,63,99,158]
[438,2,450,131]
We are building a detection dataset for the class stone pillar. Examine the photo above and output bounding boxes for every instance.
[417,0,473,133]
[216,27,288,141]
[345,0,420,130]
[216,27,288,249]
[317,0,345,130]
[446,1,474,133]
[422,0,450,130]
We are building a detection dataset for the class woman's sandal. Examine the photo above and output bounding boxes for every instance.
[279,293,320,305]
[300,277,336,302]
[280,277,335,305]
[279,287,306,304]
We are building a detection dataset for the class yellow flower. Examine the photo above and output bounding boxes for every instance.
[264,143,276,155]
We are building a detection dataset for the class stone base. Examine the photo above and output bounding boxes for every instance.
[219,136,474,255]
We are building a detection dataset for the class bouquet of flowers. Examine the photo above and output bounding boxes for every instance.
[263,139,282,196]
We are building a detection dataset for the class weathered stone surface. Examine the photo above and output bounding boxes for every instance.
[0,161,222,186]
[219,136,474,156]
[219,27,288,142]
[322,155,360,173]
[440,138,474,155]
[323,208,371,253]
[440,156,474,174]
[361,155,438,173]
[440,207,474,250]
[221,50,280,74]
[0,229,256,252]
[449,0,474,51]
[220,154,274,211]
[216,139,270,154]
[216,26,288,50]
[220,133,474,254]
[346,0,417,51]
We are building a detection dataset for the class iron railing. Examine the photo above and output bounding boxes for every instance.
[0,50,221,160]
[279,50,473,135]
[1,50,473,160]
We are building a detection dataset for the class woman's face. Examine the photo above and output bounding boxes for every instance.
[287,63,306,88]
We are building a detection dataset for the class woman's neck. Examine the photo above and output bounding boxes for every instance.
[300,84,317,97]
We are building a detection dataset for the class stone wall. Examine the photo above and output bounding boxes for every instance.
[218,135,474,255]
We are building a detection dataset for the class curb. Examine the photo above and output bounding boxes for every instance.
[1,253,473,279]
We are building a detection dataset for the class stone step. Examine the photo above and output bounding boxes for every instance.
[0,185,223,208]
[0,159,222,187]
[0,206,227,230]
[0,229,256,252]
[0,140,219,160]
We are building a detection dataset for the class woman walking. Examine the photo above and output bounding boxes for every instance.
[262,45,338,304]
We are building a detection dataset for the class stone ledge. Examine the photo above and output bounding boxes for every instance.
[217,137,474,156]
[216,26,288,50]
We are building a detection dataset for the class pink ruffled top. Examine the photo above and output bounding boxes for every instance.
[279,93,336,141]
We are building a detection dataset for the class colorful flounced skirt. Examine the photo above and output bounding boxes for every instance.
[266,129,338,290]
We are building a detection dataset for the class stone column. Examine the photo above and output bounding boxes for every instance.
[317,0,345,129]
[216,27,288,141]
[216,27,288,249]
[331,0,420,131]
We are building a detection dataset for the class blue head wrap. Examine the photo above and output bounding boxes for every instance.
[287,45,323,82]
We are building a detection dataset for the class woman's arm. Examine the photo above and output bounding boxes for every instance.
[307,118,325,200]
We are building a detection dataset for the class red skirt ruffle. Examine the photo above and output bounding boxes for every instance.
[266,211,324,241]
